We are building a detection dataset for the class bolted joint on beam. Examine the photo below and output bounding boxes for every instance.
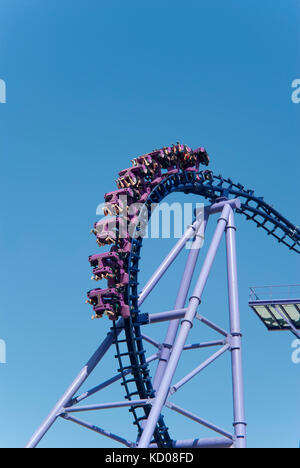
[161,342,173,350]
[233,421,247,427]
[134,313,149,325]
[181,318,194,328]
[225,224,237,232]
[189,295,202,306]
[227,333,242,351]
[218,216,229,225]
[158,346,172,363]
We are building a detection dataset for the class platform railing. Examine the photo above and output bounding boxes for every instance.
[249,284,300,302]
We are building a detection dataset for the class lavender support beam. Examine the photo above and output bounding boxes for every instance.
[71,352,159,406]
[171,437,233,448]
[183,340,226,351]
[63,398,151,414]
[226,208,247,448]
[275,305,300,339]
[166,402,233,440]
[138,204,232,447]
[147,309,230,329]
[25,318,124,448]
[196,198,241,216]
[171,344,230,393]
[153,213,209,390]
[70,372,128,407]
[148,308,187,324]
[62,414,134,448]
[140,334,161,348]
[150,437,233,448]
[196,313,229,337]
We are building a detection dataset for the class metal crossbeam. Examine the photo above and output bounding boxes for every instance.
[62,414,135,447]
[165,402,234,440]
[170,344,230,393]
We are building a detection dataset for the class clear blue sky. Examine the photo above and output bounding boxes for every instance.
[0,0,299,448]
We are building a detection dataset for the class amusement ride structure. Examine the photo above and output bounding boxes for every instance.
[26,144,300,448]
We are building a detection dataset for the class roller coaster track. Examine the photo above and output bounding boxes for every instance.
[86,144,299,448]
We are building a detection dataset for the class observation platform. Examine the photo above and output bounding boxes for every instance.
[249,285,300,337]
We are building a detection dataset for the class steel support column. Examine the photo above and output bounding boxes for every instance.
[153,211,209,391]
[226,207,247,448]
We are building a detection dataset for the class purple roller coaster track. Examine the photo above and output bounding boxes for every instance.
[26,144,300,448]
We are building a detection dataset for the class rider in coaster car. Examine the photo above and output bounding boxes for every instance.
[87,288,130,320]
